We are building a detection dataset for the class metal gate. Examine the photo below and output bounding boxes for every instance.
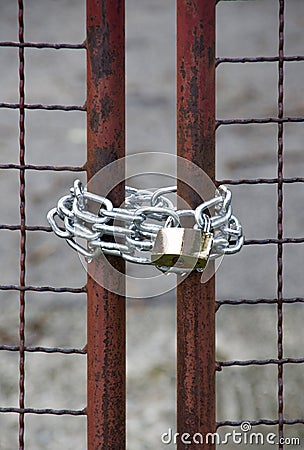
[0,1,303,449]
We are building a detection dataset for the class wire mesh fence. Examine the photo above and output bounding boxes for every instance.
[0,1,87,449]
[216,0,304,448]
[0,1,304,449]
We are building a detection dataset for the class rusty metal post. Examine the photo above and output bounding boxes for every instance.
[86,1,126,449]
[177,1,216,449]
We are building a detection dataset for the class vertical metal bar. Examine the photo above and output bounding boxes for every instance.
[18,1,26,448]
[176,1,216,449]
[277,0,285,447]
[86,1,126,449]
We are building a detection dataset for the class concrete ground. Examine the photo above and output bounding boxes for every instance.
[0,0,304,449]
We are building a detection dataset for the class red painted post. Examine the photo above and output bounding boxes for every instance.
[86,1,126,449]
[177,1,216,449]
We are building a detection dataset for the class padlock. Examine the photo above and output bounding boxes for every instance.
[151,227,213,270]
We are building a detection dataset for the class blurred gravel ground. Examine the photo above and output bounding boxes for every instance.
[0,0,304,449]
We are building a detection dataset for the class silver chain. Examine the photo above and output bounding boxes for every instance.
[47,180,244,272]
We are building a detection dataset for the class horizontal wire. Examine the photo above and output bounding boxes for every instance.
[0,171,303,183]
[216,55,304,65]
[2,224,57,232]
[217,177,304,185]
[216,357,304,370]
[0,41,85,49]
[217,117,304,127]
[0,225,52,231]
[245,238,304,245]
[1,224,303,246]
[0,163,85,171]
[217,419,304,428]
[0,285,86,293]
[0,102,85,111]
[0,345,86,354]
[0,407,86,416]
[216,297,304,309]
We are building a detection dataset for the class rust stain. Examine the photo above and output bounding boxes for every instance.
[87,25,112,82]
[191,24,204,60]
[100,93,114,121]
[89,105,99,133]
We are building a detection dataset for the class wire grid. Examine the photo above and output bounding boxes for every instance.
[216,0,304,446]
[0,2,87,449]
[1,1,304,449]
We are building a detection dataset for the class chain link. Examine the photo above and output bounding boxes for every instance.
[47,180,244,272]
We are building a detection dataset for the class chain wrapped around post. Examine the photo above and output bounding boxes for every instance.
[47,180,244,273]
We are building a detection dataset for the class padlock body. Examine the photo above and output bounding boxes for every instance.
[151,228,213,269]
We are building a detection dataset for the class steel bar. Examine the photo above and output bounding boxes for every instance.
[86,1,126,449]
[176,1,216,448]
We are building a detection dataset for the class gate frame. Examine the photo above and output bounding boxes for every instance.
[176,1,216,449]
[86,1,216,448]
[86,1,126,448]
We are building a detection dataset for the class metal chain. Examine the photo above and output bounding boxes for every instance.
[47,180,244,272]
